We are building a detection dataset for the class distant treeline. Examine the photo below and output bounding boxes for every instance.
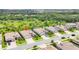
[0,9,79,22]
[0,9,79,14]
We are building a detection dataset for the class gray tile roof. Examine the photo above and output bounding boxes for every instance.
[5,32,21,42]
[20,30,36,39]
[57,42,79,50]
[46,26,58,33]
[33,28,48,35]
[65,23,76,29]
[76,22,79,29]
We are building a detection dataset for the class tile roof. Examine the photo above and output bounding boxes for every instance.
[33,28,48,35]
[5,32,21,41]
[46,26,58,33]
[57,42,79,50]
[20,30,36,39]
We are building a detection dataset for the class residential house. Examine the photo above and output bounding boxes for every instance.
[46,26,58,33]
[33,28,48,36]
[57,42,79,50]
[20,30,36,39]
[65,23,76,29]
[5,32,21,45]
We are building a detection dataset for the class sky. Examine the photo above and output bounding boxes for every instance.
[0,0,79,9]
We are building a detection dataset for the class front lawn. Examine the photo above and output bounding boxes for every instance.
[61,37,73,42]
[33,35,43,42]
[58,30,66,34]
[16,38,26,46]
[2,32,7,48]
[46,31,55,37]
[69,27,77,32]
[2,41,7,48]
[61,38,69,42]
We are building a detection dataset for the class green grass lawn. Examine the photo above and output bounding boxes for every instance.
[16,38,26,46]
[58,30,66,34]
[33,35,43,42]
[2,32,7,48]
[2,41,7,48]
[61,37,74,43]
[69,28,77,32]
[76,35,79,40]
[61,38,70,42]
[46,31,55,37]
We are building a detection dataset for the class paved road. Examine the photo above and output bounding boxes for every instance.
[7,32,79,50]
[7,39,51,50]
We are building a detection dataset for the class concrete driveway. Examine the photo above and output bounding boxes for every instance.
[26,38,35,44]
[7,41,17,49]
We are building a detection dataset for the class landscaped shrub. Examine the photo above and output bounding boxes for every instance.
[61,37,65,39]
[32,45,40,50]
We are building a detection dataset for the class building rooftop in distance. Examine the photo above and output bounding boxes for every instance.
[55,26,63,30]
[65,23,76,29]
[46,26,58,33]
[56,25,67,31]
[76,22,79,29]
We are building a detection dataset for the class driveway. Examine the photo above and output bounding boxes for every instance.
[7,41,17,49]
[26,38,35,44]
